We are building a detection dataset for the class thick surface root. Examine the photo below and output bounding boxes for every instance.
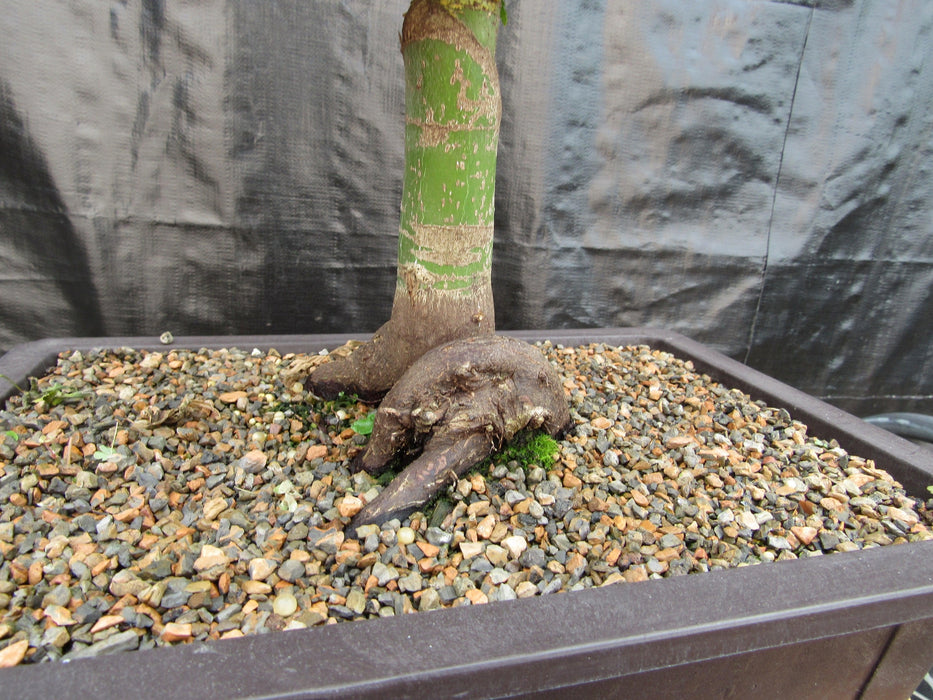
[350,335,570,528]
[303,318,411,403]
[352,432,492,528]
[305,291,494,403]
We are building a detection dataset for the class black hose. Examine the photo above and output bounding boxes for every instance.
[863,413,933,444]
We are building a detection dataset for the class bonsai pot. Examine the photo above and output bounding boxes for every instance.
[0,328,931,699]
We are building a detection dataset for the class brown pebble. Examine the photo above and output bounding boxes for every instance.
[90,615,124,634]
[631,491,650,507]
[820,497,845,512]
[512,499,531,515]
[467,501,490,518]
[114,507,140,523]
[305,445,328,461]
[563,472,583,489]
[337,496,363,518]
[0,639,29,668]
[416,541,440,558]
[43,605,76,627]
[887,507,919,526]
[591,417,612,431]
[465,589,488,605]
[622,566,649,583]
[566,552,586,576]
[655,547,682,562]
[161,622,193,642]
[475,514,496,539]
[791,526,818,545]
[459,542,484,559]
[242,580,272,595]
[91,558,113,577]
[202,497,228,521]
[238,450,268,473]
[27,561,43,586]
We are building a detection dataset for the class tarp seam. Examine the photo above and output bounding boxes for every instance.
[743,4,815,365]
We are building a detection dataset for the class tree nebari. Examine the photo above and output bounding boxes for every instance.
[350,335,571,527]
[305,1,570,526]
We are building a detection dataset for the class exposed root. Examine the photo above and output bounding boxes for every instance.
[303,321,406,403]
[353,432,493,527]
[304,289,494,403]
[350,335,570,527]
[282,341,362,388]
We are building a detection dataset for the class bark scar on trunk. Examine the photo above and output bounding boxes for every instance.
[349,334,571,528]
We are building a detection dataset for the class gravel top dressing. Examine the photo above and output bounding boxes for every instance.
[0,340,930,666]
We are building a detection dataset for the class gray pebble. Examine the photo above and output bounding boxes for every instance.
[65,630,140,660]
[426,527,453,546]
[519,548,547,569]
[397,572,423,593]
[278,560,306,583]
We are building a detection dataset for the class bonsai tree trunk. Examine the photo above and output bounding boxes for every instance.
[304,1,571,527]
[307,0,502,402]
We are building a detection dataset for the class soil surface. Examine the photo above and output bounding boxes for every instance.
[0,340,930,666]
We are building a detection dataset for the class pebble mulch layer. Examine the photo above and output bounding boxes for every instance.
[0,341,930,666]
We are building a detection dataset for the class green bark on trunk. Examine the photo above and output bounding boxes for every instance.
[307,0,502,401]
[398,0,500,297]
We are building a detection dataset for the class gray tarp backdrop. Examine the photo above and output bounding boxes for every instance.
[0,0,931,416]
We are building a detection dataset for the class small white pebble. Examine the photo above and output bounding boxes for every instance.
[273,591,298,617]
